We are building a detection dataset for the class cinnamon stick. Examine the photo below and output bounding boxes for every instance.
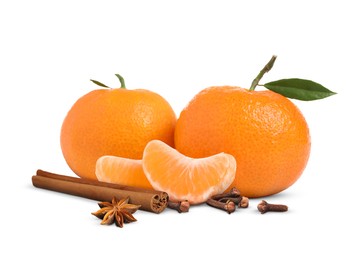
[32,169,168,213]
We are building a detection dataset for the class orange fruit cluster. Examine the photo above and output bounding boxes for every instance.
[60,72,312,201]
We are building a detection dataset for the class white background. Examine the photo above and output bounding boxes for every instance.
[1,0,363,259]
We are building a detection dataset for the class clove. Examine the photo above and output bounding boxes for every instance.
[168,200,190,213]
[211,187,240,200]
[206,198,236,214]
[218,196,242,205]
[257,200,288,214]
[239,196,249,208]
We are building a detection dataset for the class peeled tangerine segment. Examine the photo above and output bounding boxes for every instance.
[142,140,236,204]
[95,155,153,189]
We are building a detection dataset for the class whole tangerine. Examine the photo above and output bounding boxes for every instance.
[60,74,176,180]
[174,86,311,197]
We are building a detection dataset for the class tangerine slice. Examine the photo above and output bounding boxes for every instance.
[95,155,153,189]
[142,140,236,204]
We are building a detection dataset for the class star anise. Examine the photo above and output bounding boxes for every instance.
[92,196,141,228]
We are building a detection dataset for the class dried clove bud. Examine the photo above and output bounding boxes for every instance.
[257,200,288,214]
[168,200,190,213]
[211,187,241,200]
[206,198,236,214]
[239,196,249,208]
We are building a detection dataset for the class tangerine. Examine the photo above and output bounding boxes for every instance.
[95,155,153,189]
[142,140,236,204]
[174,86,310,197]
[60,75,176,180]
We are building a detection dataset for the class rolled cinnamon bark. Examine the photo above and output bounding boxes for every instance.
[32,169,168,213]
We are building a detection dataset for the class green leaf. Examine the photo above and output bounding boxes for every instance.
[264,78,336,101]
[90,79,110,88]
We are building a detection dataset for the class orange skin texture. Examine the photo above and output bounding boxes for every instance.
[61,88,176,180]
[174,86,311,197]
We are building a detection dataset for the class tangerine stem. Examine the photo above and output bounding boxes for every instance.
[249,55,277,91]
[115,74,126,89]
[90,74,126,89]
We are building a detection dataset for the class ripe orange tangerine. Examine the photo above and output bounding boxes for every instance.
[174,86,311,198]
[142,140,236,204]
[60,75,176,180]
[95,155,153,189]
